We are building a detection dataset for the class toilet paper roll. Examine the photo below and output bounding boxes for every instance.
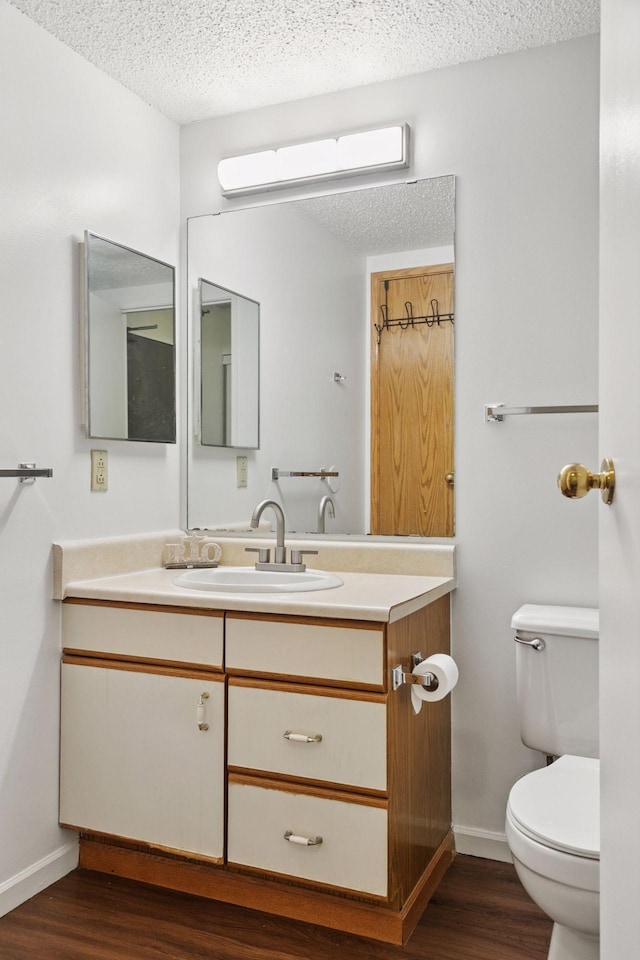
[411,653,459,715]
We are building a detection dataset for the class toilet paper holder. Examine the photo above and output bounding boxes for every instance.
[391,652,439,692]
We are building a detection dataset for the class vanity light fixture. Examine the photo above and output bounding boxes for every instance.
[217,124,410,197]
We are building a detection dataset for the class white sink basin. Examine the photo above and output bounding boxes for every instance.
[173,566,343,594]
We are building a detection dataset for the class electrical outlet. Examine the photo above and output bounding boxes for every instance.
[237,456,248,488]
[91,449,108,492]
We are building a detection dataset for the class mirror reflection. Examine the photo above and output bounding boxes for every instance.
[199,280,260,448]
[187,176,454,536]
[84,232,176,443]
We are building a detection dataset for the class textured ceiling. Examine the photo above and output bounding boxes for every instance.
[9,0,599,124]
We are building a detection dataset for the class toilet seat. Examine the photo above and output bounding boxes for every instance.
[508,755,599,859]
[506,755,599,894]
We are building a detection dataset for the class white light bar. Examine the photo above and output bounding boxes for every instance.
[217,124,410,197]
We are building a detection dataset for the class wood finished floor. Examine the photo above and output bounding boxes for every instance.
[0,855,551,960]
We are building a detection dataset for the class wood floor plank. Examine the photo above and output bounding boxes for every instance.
[0,855,551,960]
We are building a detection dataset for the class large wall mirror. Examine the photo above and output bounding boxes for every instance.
[83,232,176,443]
[187,175,454,537]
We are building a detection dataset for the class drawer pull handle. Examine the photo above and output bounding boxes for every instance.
[284,831,323,846]
[283,730,323,743]
[197,692,209,731]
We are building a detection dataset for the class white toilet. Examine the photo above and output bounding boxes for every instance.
[506,604,599,960]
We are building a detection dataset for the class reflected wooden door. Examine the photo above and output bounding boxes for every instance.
[371,264,454,537]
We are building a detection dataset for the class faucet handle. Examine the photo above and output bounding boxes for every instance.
[290,549,318,568]
[245,547,271,564]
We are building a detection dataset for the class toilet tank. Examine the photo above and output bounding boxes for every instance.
[511,604,599,758]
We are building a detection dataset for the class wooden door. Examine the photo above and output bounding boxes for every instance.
[371,264,454,536]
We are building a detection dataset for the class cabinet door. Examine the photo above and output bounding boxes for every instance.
[60,663,224,859]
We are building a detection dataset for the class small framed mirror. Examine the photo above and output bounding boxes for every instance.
[198,279,259,449]
[83,231,176,443]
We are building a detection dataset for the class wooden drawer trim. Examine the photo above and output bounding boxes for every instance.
[62,655,224,682]
[225,610,385,631]
[228,765,388,800]
[228,771,387,809]
[63,597,224,618]
[228,675,386,703]
[226,668,383,692]
[62,649,224,674]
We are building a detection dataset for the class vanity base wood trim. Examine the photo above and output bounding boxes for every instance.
[78,830,454,945]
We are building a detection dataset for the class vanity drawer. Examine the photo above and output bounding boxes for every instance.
[227,779,388,897]
[62,601,224,668]
[225,615,385,688]
[228,680,387,791]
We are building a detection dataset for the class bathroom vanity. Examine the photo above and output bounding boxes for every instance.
[55,536,456,945]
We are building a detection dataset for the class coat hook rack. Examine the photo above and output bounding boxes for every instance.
[375,287,454,345]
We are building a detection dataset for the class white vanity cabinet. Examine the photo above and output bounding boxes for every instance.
[60,600,225,860]
[60,593,453,945]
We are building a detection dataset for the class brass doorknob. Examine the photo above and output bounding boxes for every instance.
[445,472,455,486]
[557,458,615,505]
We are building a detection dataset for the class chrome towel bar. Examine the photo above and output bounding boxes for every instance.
[0,463,53,482]
[271,468,339,480]
[485,403,598,422]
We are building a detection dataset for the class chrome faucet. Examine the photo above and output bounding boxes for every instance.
[247,498,317,572]
[250,499,287,564]
[317,495,335,533]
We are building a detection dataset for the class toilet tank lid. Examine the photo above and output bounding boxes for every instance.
[511,604,599,639]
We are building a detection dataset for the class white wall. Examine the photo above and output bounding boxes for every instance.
[0,0,180,912]
[181,35,600,857]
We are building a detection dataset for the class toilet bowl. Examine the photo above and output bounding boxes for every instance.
[506,755,599,960]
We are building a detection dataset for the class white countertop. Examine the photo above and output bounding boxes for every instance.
[62,566,455,623]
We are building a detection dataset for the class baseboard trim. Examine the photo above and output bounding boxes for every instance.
[0,839,79,918]
[453,825,512,863]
